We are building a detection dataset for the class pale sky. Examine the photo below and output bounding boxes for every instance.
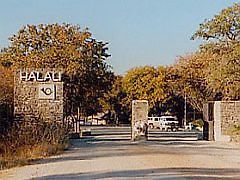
[0,0,238,74]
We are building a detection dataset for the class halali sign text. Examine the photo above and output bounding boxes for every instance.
[20,70,62,82]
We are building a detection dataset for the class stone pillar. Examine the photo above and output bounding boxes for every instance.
[203,102,214,140]
[131,100,148,141]
[214,101,222,141]
[203,101,231,142]
[213,101,231,142]
[14,69,64,122]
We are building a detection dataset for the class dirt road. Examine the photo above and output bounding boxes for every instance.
[1,127,240,179]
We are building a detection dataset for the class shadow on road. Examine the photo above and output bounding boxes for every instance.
[31,128,239,167]
[35,167,240,179]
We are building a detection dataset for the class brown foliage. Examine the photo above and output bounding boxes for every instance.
[0,23,113,116]
[0,66,13,104]
[168,53,216,111]
[0,117,69,169]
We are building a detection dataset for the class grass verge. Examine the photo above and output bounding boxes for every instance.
[0,141,69,170]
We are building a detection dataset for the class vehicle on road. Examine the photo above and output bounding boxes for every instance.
[148,115,179,131]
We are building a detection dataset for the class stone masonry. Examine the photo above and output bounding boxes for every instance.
[131,100,148,141]
[220,101,240,134]
[14,69,64,122]
[203,101,240,142]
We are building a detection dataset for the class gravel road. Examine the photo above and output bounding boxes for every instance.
[1,127,240,179]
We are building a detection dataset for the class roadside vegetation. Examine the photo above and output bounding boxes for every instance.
[0,118,69,169]
[0,24,113,169]
[0,3,239,169]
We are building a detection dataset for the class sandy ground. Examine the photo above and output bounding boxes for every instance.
[1,127,240,179]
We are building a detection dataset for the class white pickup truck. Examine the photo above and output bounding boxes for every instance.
[148,115,179,131]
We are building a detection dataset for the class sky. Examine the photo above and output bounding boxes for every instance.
[0,0,238,74]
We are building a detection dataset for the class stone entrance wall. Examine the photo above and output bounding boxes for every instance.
[131,100,148,141]
[220,101,240,134]
[203,101,240,142]
[14,69,64,122]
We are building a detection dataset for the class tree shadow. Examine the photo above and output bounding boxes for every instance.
[35,167,240,179]
[31,133,240,167]
[27,127,240,171]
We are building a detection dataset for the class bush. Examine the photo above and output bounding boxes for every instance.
[192,119,204,128]
[0,117,69,170]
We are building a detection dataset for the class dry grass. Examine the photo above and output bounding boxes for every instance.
[0,117,70,170]
[0,142,68,170]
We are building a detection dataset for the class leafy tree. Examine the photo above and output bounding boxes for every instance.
[100,75,129,124]
[192,3,240,43]
[192,3,240,102]
[121,66,187,121]
[169,53,215,112]
[206,43,240,100]
[122,66,168,114]
[0,65,13,104]
[0,65,14,132]
[0,23,113,116]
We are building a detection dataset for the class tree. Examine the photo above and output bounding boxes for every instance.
[206,43,240,100]
[192,3,240,43]
[0,65,13,104]
[100,75,129,124]
[0,65,14,131]
[0,23,113,116]
[192,3,240,101]
[169,53,215,112]
[122,66,168,114]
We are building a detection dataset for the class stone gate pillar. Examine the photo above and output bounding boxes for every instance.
[14,69,64,122]
[202,101,240,142]
[131,100,148,141]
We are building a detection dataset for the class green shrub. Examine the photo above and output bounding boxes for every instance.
[192,119,204,127]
